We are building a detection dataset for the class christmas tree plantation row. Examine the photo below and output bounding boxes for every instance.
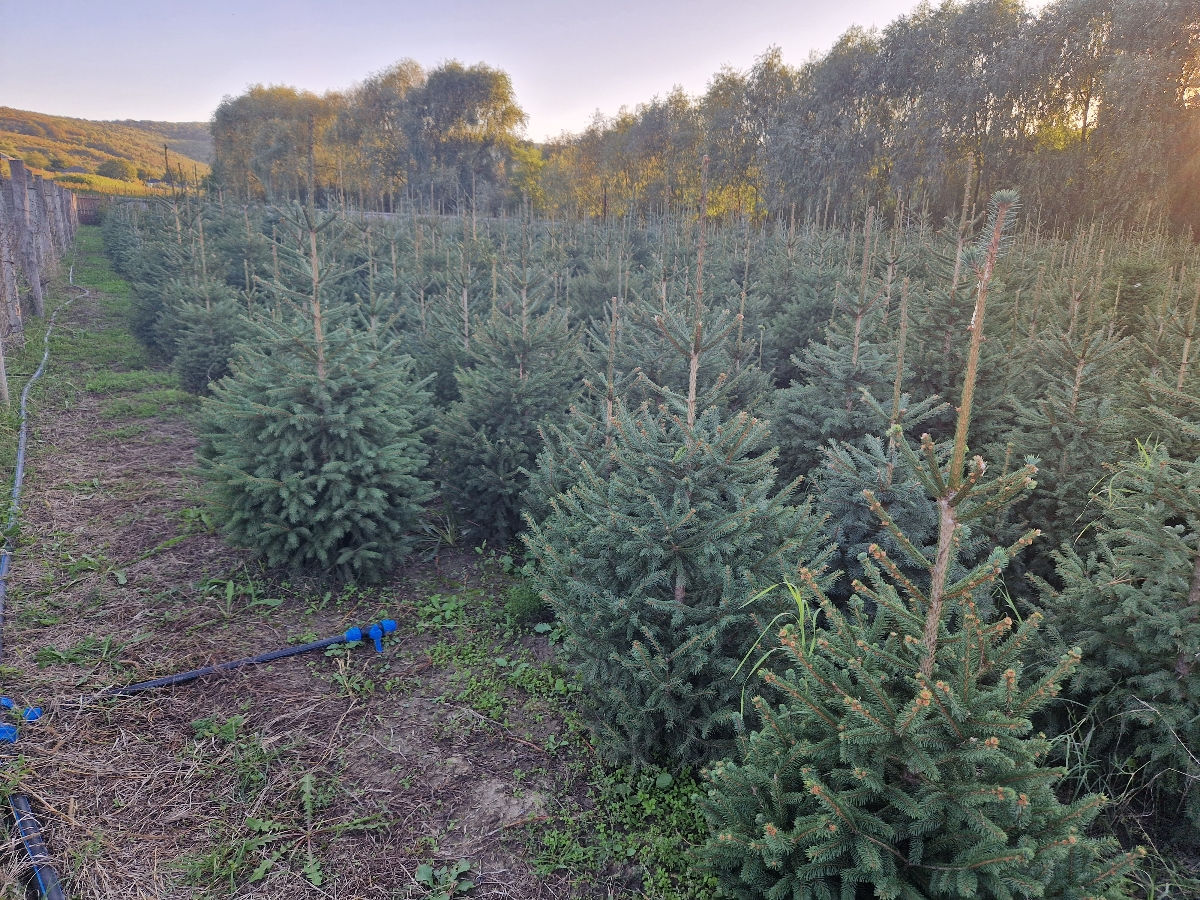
[100,195,1199,895]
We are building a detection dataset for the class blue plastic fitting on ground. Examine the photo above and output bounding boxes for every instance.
[21,707,42,722]
[344,626,363,643]
[0,697,13,710]
[381,619,397,634]
[0,724,17,743]
[368,623,384,652]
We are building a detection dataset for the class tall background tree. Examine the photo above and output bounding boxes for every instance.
[211,61,526,213]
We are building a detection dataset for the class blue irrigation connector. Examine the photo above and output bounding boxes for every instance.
[22,707,42,722]
[369,619,398,652]
[0,724,17,743]
[0,697,14,710]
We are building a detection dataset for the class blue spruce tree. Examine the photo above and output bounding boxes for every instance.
[198,207,432,582]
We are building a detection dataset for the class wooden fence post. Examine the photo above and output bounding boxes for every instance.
[0,179,25,340]
[65,190,78,244]
[33,177,55,272]
[58,184,76,245]
[41,177,66,256]
[7,161,44,318]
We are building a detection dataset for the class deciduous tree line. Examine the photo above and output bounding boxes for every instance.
[209,0,1200,233]
[542,0,1200,229]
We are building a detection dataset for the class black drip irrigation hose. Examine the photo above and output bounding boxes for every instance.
[3,618,399,900]
[98,619,399,698]
[9,795,63,900]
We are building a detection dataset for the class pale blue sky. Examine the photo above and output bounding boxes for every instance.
[5,0,990,140]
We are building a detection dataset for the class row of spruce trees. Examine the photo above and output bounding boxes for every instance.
[101,188,1198,894]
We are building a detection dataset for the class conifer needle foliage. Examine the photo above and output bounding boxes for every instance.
[526,395,830,766]
[525,181,830,766]
[701,193,1142,899]
[1041,397,1200,844]
[198,209,432,582]
[435,228,579,546]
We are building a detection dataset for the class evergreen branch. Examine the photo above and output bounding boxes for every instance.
[722,412,755,464]
[1085,849,1148,887]
[950,193,1016,491]
[761,670,838,729]
[961,608,978,705]
[868,544,929,608]
[896,687,933,735]
[919,433,948,496]
[853,631,917,677]
[943,556,1005,604]
[919,497,957,680]
[926,680,966,741]
[863,489,931,568]
[849,657,898,719]
[852,576,924,633]
[1010,648,1081,717]
[947,455,986,509]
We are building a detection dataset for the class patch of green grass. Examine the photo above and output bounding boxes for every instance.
[428,637,490,670]
[177,769,382,896]
[34,633,141,671]
[17,602,63,627]
[527,764,718,898]
[322,651,379,698]
[70,226,131,295]
[101,388,197,419]
[59,477,104,494]
[197,572,283,620]
[190,714,278,799]
[0,756,32,801]
[0,403,23,484]
[493,654,577,700]
[67,829,106,870]
[93,423,149,440]
[452,673,508,720]
[410,581,712,897]
[417,592,472,631]
[50,327,148,370]
[84,369,176,393]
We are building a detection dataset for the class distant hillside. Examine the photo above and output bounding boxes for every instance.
[0,107,211,194]
[111,119,213,166]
